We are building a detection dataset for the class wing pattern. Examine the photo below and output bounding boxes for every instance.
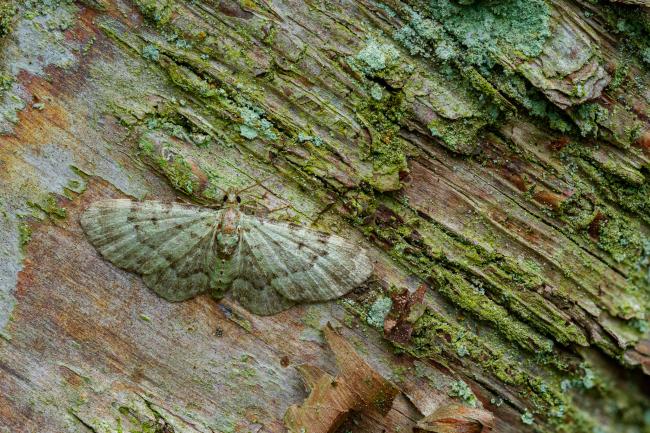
[81,199,373,315]
[81,199,221,301]
[231,216,372,314]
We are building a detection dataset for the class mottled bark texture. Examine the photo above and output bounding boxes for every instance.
[1,0,650,432]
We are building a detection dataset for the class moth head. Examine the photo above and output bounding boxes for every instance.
[222,190,242,206]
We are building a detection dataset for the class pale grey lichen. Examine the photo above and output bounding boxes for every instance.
[353,38,400,74]
[449,379,478,407]
[366,296,392,329]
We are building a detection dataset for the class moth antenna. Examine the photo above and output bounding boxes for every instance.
[236,174,274,195]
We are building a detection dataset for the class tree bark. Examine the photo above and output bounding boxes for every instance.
[1,0,650,432]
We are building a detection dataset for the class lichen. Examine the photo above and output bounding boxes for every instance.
[141,44,160,61]
[448,379,478,407]
[237,106,277,141]
[28,194,67,220]
[423,0,551,66]
[17,221,31,249]
[352,38,401,74]
[355,92,409,191]
[0,2,16,37]
[156,152,199,195]
[366,296,392,329]
[521,410,534,425]
[132,0,175,26]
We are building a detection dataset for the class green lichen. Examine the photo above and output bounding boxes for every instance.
[18,221,32,249]
[393,12,445,59]
[237,106,277,141]
[573,103,610,137]
[424,0,551,65]
[448,379,478,407]
[353,38,401,74]
[355,92,408,191]
[0,2,16,37]
[496,71,573,133]
[29,195,67,220]
[132,0,175,26]
[427,116,488,154]
[156,153,198,195]
[366,297,392,329]
[141,44,160,61]
[521,410,534,425]
[0,72,12,91]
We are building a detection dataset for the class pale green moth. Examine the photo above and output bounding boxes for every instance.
[80,193,372,315]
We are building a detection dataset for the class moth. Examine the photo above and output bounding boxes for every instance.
[80,192,372,315]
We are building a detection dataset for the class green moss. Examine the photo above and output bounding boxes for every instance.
[355,92,408,191]
[138,137,155,156]
[597,214,643,265]
[438,270,556,352]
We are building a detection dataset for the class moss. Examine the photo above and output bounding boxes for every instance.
[427,116,488,153]
[609,61,630,90]
[437,270,555,352]
[597,214,643,265]
[138,136,155,157]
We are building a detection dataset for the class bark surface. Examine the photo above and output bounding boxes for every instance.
[1,1,650,432]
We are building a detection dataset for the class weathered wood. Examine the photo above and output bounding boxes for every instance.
[0,0,649,432]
